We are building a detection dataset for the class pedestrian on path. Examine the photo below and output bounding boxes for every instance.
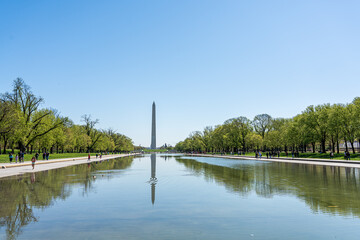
[19,151,23,163]
[330,151,334,159]
[88,153,91,161]
[347,151,351,160]
[31,156,36,170]
[46,152,49,160]
[9,152,13,163]
[15,154,18,163]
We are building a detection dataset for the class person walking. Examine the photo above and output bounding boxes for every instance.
[9,152,13,163]
[46,152,49,160]
[330,151,334,159]
[88,153,91,161]
[31,156,36,170]
[35,152,39,160]
[15,154,18,163]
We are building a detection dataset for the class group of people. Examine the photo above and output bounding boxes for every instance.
[286,151,300,158]
[8,152,25,163]
[255,151,263,159]
[344,151,351,160]
[41,152,50,160]
[255,151,281,159]
[8,151,50,164]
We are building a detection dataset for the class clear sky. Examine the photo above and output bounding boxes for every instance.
[1,0,360,147]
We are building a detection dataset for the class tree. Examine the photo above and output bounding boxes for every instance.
[245,132,263,151]
[2,78,68,151]
[328,104,344,153]
[342,103,358,154]
[0,100,20,153]
[226,117,253,152]
[81,114,102,152]
[253,114,272,139]
[352,97,360,153]
[302,104,330,153]
[202,126,214,152]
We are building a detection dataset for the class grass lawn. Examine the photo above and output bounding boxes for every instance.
[0,152,104,163]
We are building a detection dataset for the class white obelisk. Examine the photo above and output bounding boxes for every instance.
[150,102,156,149]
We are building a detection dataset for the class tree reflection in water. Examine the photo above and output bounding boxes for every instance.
[0,157,133,240]
[176,157,360,218]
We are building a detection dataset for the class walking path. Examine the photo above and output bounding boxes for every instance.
[186,153,360,168]
[0,153,141,179]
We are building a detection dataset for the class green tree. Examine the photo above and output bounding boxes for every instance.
[245,132,263,151]
[353,97,360,152]
[302,104,331,153]
[253,114,272,139]
[202,126,214,152]
[342,103,358,153]
[81,114,102,152]
[328,104,344,153]
[0,100,20,153]
[2,78,68,151]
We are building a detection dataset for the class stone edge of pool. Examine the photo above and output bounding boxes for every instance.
[0,153,142,179]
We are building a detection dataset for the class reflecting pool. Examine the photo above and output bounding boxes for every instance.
[1,154,360,239]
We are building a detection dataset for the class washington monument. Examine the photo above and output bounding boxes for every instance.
[150,102,156,149]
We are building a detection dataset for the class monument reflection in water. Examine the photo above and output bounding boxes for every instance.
[149,154,157,205]
[2,154,360,239]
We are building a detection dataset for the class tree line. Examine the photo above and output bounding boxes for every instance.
[0,78,134,154]
[175,98,360,154]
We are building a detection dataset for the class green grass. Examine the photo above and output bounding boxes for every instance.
[0,152,110,163]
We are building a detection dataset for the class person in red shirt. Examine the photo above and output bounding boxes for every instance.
[31,156,36,169]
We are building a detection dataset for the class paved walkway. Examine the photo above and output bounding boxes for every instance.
[186,154,360,168]
[0,153,140,179]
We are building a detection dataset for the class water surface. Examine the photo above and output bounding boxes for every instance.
[1,154,360,239]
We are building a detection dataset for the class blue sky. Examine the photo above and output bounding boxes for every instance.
[1,0,360,147]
